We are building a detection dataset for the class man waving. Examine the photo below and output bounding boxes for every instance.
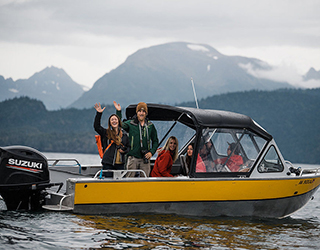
[114,101,159,177]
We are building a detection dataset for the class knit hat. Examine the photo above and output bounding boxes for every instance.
[136,102,148,114]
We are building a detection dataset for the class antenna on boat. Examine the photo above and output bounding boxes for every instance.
[190,77,199,109]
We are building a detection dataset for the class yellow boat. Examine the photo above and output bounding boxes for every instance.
[45,104,320,218]
[1,104,319,218]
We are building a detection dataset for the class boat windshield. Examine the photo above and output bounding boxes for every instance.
[195,128,267,173]
[153,120,195,153]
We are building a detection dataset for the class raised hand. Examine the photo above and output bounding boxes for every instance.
[94,103,105,113]
[113,101,121,111]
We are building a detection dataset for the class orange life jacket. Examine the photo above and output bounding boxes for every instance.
[95,135,114,159]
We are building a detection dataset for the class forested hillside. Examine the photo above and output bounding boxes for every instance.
[1,88,320,164]
[0,97,114,153]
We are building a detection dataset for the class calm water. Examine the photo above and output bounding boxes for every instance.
[1,153,320,249]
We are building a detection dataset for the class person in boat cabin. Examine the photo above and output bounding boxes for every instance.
[114,101,159,177]
[150,136,179,177]
[214,142,243,172]
[184,143,194,175]
[94,103,130,177]
[196,137,214,172]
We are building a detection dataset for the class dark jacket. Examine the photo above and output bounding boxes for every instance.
[116,110,159,158]
[94,112,130,166]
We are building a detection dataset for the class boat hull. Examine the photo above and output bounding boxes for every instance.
[67,176,320,218]
[49,165,101,192]
[73,190,317,218]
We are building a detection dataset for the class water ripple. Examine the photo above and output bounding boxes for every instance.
[0,192,320,249]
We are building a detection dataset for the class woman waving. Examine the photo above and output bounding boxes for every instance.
[94,103,130,177]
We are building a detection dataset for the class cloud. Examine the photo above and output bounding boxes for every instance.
[239,62,320,88]
[1,0,320,48]
[302,79,320,88]
[1,0,320,88]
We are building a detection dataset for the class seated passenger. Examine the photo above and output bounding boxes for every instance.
[150,136,179,177]
[214,143,243,172]
[196,138,214,172]
[185,143,194,175]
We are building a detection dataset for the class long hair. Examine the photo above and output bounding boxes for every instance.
[158,136,179,162]
[106,114,123,145]
[186,143,194,167]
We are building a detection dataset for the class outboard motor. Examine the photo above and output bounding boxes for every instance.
[0,146,51,211]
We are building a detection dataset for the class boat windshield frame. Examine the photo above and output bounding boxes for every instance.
[125,104,272,141]
[125,104,272,178]
[190,127,268,178]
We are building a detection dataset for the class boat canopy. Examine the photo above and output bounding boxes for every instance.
[126,104,272,141]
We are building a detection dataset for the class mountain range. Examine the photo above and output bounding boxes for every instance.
[69,42,294,109]
[1,42,320,110]
[303,67,320,81]
[0,66,84,110]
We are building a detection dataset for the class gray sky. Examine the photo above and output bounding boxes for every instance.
[1,0,320,88]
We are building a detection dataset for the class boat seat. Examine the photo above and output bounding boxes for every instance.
[169,156,188,176]
[179,155,188,176]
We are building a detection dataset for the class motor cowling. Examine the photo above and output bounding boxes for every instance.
[0,145,50,210]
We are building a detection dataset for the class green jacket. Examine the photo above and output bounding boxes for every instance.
[116,110,159,158]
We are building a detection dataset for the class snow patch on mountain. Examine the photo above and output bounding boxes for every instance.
[9,88,19,93]
[187,44,209,52]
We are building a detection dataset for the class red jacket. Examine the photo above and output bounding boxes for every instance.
[196,154,207,172]
[151,150,174,177]
[217,155,243,172]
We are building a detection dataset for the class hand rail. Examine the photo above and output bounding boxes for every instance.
[94,169,148,179]
[47,159,82,174]
[300,167,320,176]
[284,160,294,168]
[285,161,320,176]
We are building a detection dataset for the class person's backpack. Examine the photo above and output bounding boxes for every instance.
[95,135,113,159]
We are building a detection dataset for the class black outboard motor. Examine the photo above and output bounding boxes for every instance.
[0,146,50,211]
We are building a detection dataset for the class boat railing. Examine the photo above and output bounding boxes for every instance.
[285,160,320,176]
[48,159,82,174]
[42,193,73,211]
[300,167,320,176]
[285,160,294,168]
[94,169,148,180]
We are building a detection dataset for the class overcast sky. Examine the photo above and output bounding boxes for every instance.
[1,0,320,88]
